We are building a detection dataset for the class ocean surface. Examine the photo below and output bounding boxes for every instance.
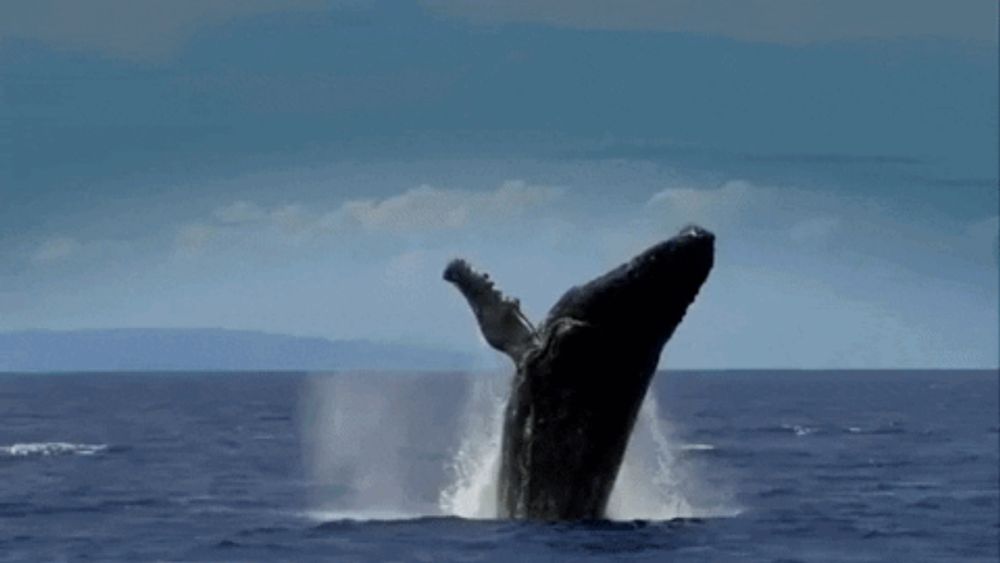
[0,370,996,562]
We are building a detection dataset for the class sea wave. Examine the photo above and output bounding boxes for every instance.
[841,423,906,435]
[0,442,109,457]
[302,509,424,522]
[779,424,816,437]
[678,443,717,452]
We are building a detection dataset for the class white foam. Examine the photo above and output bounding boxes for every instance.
[781,423,816,437]
[606,396,739,521]
[437,374,508,519]
[439,382,739,521]
[300,374,419,517]
[1,442,108,457]
[302,370,738,522]
[302,509,420,522]
[792,425,815,436]
[679,443,717,452]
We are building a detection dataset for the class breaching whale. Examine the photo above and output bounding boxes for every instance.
[444,225,714,520]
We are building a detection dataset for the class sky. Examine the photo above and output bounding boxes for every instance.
[1,0,997,368]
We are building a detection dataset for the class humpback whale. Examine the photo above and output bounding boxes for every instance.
[444,225,714,520]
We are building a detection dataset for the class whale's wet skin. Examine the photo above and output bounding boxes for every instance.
[444,226,715,519]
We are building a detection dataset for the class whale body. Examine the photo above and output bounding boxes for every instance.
[444,225,714,520]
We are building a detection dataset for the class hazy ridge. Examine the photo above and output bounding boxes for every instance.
[0,328,473,372]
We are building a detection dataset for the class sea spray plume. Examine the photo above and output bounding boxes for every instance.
[301,372,470,520]
[443,225,715,519]
[437,373,508,518]
[606,394,737,520]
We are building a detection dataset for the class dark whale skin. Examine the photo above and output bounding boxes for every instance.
[444,226,714,520]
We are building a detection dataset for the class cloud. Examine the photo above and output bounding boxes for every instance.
[269,204,313,234]
[343,181,563,233]
[213,201,266,224]
[173,180,564,254]
[644,179,841,242]
[12,166,998,369]
[32,236,80,264]
[967,215,1000,265]
[914,177,999,189]
[27,235,134,270]
[645,179,996,273]
[212,201,314,232]
[647,180,755,229]
[0,0,327,61]
[593,178,851,273]
[174,224,216,256]
[744,153,924,166]
[425,0,997,44]
[343,186,470,232]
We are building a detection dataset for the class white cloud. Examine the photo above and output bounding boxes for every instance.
[175,180,563,255]
[28,235,135,268]
[425,0,997,44]
[210,200,316,233]
[269,204,313,234]
[174,224,215,255]
[0,0,327,61]
[343,180,563,233]
[646,179,843,243]
[647,180,754,229]
[343,186,468,231]
[213,201,266,224]
[32,236,80,264]
[15,165,998,369]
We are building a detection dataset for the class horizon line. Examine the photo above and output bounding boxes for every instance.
[0,368,996,376]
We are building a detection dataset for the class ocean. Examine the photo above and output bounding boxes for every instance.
[0,370,996,562]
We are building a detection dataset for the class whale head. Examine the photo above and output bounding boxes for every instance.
[543,224,715,350]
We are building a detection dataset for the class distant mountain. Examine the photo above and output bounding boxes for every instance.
[0,329,475,372]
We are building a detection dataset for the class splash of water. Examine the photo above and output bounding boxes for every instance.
[300,373,428,520]
[437,380,737,520]
[302,370,735,522]
[606,395,736,520]
[437,374,508,519]
[0,442,108,457]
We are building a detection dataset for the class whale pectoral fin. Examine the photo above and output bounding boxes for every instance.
[443,258,539,363]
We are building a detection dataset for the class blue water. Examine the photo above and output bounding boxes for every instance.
[0,370,996,562]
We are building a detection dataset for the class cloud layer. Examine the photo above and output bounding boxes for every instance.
[173,180,563,255]
[0,0,327,61]
[343,181,563,232]
[9,166,999,369]
[426,0,998,44]
[6,0,994,65]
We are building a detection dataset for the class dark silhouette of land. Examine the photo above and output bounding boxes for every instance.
[0,328,472,372]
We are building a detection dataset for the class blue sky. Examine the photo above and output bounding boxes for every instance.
[1,0,997,368]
